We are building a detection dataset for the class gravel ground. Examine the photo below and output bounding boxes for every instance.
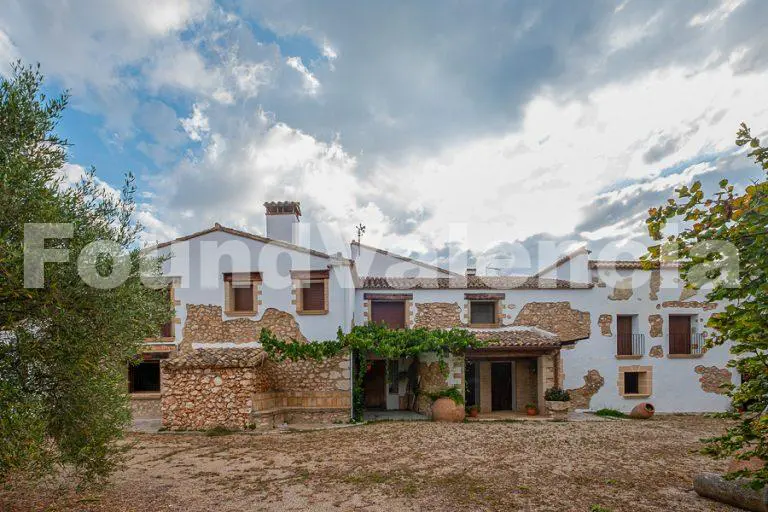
[1,415,742,511]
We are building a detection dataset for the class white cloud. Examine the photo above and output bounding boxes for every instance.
[180,103,211,142]
[286,56,321,95]
[690,0,746,27]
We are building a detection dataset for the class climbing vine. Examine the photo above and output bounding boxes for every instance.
[259,323,485,421]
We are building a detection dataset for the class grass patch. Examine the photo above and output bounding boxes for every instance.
[594,408,628,419]
[590,505,612,512]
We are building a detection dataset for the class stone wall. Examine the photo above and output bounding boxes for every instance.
[649,270,661,300]
[415,361,450,415]
[414,302,462,329]
[567,369,604,410]
[181,305,307,349]
[268,355,351,392]
[660,301,718,310]
[649,345,664,358]
[648,314,663,338]
[162,365,271,430]
[598,314,612,336]
[608,278,634,301]
[695,365,732,394]
[131,394,161,419]
[513,302,591,342]
[515,359,537,412]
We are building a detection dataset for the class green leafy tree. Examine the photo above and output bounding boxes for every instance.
[0,62,171,485]
[645,123,768,487]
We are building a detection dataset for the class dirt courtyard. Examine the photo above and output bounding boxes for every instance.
[1,415,743,511]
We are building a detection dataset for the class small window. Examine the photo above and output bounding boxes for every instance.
[224,272,260,315]
[624,372,640,394]
[470,301,496,326]
[618,365,652,397]
[293,271,329,315]
[129,361,160,393]
[301,281,326,312]
[233,283,254,311]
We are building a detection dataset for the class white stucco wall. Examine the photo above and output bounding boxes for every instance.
[560,267,733,413]
[356,269,734,413]
[156,230,355,343]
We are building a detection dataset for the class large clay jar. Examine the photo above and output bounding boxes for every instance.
[629,402,655,419]
[545,400,570,421]
[431,397,465,422]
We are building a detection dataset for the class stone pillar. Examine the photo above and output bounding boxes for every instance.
[537,354,555,412]
[479,361,492,413]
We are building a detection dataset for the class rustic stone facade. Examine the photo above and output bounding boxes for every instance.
[608,278,634,301]
[567,369,604,410]
[694,365,732,394]
[161,353,351,430]
[661,300,718,311]
[649,270,661,300]
[181,305,306,350]
[162,306,351,430]
[513,302,591,342]
[648,314,663,338]
[598,314,612,336]
[414,302,462,329]
[649,345,664,358]
[131,394,161,419]
[415,361,450,415]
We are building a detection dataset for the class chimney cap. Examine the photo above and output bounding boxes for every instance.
[264,201,301,217]
[465,267,477,276]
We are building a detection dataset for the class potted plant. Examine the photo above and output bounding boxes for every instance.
[525,403,537,416]
[467,405,479,418]
[544,387,571,421]
[428,387,465,422]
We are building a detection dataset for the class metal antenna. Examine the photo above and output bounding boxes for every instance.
[355,223,366,244]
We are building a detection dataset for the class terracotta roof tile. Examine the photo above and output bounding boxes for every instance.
[164,348,267,369]
[588,260,680,270]
[360,275,592,290]
[471,328,561,348]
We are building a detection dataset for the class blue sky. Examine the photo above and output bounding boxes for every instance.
[2,0,768,273]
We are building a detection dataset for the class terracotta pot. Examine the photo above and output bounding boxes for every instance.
[526,407,537,416]
[431,397,465,422]
[545,400,570,421]
[468,407,479,418]
[629,402,655,419]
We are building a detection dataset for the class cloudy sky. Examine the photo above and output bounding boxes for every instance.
[2,0,767,273]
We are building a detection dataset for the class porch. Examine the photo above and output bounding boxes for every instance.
[465,339,561,416]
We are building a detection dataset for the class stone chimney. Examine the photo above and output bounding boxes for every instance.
[465,267,476,277]
[264,201,301,244]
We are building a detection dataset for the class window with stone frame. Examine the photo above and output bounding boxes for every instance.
[618,365,652,398]
[224,272,261,315]
[292,270,329,315]
[465,293,504,327]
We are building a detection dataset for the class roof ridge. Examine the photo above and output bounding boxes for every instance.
[351,240,462,276]
[532,245,590,278]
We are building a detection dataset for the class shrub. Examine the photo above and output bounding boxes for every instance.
[544,387,571,402]
[427,387,465,405]
[594,408,627,419]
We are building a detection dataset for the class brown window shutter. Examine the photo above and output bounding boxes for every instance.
[302,281,326,311]
[233,284,254,311]
[370,301,406,329]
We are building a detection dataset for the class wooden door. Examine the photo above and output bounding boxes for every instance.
[491,362,513,411]
[364,360,387,409]
[616,315,633,355]
[371,301,406,329]
[669,316,691,354]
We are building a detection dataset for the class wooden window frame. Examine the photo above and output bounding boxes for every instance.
[292,270,329,315]
[469,300,499,327]
[224,272,261,317]
[617,365,652,398]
